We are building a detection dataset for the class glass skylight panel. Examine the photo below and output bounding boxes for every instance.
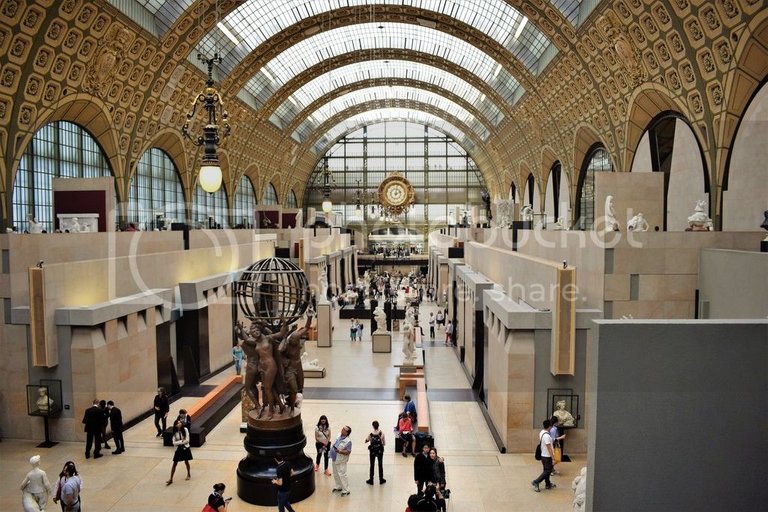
[244,23,522,109]
[131,0,168,15]
[313,108,474,154]
[293,86,488,142]
[192,0,553,77]
[550,0,584,27]
[273,60,504,128]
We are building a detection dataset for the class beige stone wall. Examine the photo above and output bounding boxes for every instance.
[68,309,158,442]
[595,172,665,233]
[485,314,535,453]
[0,234,276,441]
[207,286,235,374]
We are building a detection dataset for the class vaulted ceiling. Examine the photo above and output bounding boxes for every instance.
[0,0,765,221]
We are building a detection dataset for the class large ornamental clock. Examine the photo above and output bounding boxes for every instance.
[377,172,415,216]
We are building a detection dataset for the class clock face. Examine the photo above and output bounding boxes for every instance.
[377,172,414,215]
[385,183,407,205]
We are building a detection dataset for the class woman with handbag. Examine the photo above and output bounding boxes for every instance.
[203,482,231,512]
[314,414,332,475]
[167,419,192,485]
[549,416,565,474]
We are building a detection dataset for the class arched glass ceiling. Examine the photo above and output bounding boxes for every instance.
[274,60,504,128]
[193,1,552,76]
[243,23,522,110]
[121,1,592,42]
[292,86,489,144]
[312,108,475,154]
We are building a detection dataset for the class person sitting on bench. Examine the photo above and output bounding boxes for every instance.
[398,412,416,457]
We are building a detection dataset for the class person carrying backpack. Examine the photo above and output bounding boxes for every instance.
[365,420,387,485]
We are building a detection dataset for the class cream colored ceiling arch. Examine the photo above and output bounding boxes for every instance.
[271,59,506,128]
[289,85,494,144]
[283,78,498,140]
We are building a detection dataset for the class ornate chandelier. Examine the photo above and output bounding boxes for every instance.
[182,53,231,193]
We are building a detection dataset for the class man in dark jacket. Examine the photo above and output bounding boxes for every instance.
[99,399,111,450]
[82,399,103,458]
[107,400,124,454]
[413,442,432,494]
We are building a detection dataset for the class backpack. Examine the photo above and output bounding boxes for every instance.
[534,431,548,460]
[369,432,383,453]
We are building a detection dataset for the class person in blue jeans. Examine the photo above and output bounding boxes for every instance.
[272,452,296,512]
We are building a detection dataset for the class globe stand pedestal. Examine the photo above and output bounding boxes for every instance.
[237,411,314,505]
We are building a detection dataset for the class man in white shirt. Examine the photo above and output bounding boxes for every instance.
[532,419,556,492]
[331,426,353,496]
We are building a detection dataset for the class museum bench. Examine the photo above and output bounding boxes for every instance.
[163,375,243,448]
[394,376,432,452]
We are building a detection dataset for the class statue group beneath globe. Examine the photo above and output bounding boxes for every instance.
[235,312,314,420]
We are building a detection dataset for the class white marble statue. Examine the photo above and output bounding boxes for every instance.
[687,199,712,231]
[27,214,43,234]
[300,351,322,371]
[36,387,53,414]
[70,217,81,233]
[572,467,588,512]
[494,199,512,228]
[521,205,534,222]
[550,216,567,231]
[20,455,51,512]
[294,209,302,228]
[318,267,329,304]
[553,400,576,427]
[373,304,388,334]
[401,319,417,365]
[405,304,416,327]
[604,196,620,232]
[627,212,649,232]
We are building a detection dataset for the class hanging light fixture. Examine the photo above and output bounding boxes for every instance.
[321,157,333,213]
[355,179,363,212]
[182,53,231,193]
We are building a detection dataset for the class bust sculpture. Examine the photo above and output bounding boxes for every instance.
[36,387,52,414]
[553,399,576,427]
[604,196,620,232]
[687,199,712,231]
[627,212,649,232]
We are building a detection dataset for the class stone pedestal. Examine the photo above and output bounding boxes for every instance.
[303,367,326,378]
[316,303,332,347]
[372,332,392,353]
[237,412,315,505]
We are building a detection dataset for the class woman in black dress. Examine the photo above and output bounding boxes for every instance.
[166,419,192,484]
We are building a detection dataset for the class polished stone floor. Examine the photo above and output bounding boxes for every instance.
[0,299,581,511]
